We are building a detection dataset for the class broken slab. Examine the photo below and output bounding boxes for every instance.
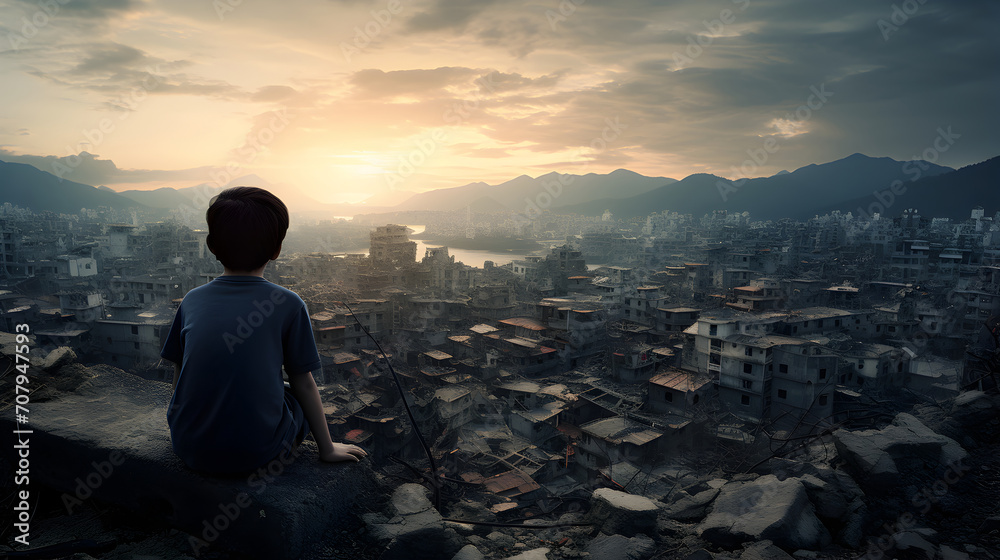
[36,346,77,372]
[452,544,486,560]
[664,487,721,522]
[832,413,967,491]
[697,475,830,551]
[590,488,661,537]
[893,531,938,559]
[739,540,795,560]
[585,534,657,560]
[0,364,377,559]
[364,483,463,560]
[948,390,999,441]
[504,548,551,560]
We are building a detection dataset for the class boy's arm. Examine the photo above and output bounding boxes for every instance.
[288,371,368,463]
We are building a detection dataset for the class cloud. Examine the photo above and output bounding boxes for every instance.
[251,85,299,103]
[70,42,149,75]
[8,0,138,21]
[11,40,244,103]
[349,67,480,98]
[404,0,506,33]
[13,0,139,19]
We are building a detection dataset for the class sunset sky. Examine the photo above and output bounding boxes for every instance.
[0,0,997,204]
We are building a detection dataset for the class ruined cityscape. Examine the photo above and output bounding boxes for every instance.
[2,181,1000,559]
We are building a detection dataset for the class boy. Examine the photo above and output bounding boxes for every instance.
[160,186,366,474]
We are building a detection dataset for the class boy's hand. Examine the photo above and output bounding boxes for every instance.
[320,442,368,463]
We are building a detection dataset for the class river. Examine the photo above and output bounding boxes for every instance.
[344,225,536,268]
[338,224,606,270]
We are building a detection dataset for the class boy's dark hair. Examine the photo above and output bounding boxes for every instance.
[206,186,289,271]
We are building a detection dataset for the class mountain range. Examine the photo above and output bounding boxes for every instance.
[558,154,968,221]
[0,160,155,214]
[1,153,996,221]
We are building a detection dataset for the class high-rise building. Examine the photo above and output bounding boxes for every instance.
[369,224,416,266]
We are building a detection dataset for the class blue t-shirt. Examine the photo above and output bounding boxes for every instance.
[160,275,322,474]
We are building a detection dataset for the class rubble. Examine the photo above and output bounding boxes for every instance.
[893,531,938,559]
[585,534,657,560]
[738,540,795,560]
[832,413,967,491]
[589,488,662,537]
[3,201,1000,559]
[452,544,486,560]
[940,391,1000,443]
[35,345,77,371]
[663,487,721,522]
[503,548,551,560]
[363,483,463,560]
[697,475,831,551]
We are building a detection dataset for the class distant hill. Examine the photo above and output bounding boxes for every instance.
[117,174,353,218]
[117,186,192,209]
[0,159,155,214]
[6,152,995,222]
[828,155,1000,220]
[393,169,676,212]
[559,153,958,221]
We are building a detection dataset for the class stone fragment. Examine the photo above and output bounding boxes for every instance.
[590,488,661,536]
[697,475,830,551]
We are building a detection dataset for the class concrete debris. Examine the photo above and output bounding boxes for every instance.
[590,488,661,537]
[832,413,967,491]
[585,534,657,560]
[486,531,517,549]
[664,487,721,522]
[892,531,937,559]
[942,391,1000,443]
[503,548,551,560]
[364,483,463,560]
[452,544,486,560]
[697,475,831,552]
[738,540,795,560]
[37,345,77,371]
[938,544,971,560]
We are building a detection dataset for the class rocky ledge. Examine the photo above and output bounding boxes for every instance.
[0,343,377,559]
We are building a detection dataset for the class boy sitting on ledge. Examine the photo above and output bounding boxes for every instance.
[160,186,366,474]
